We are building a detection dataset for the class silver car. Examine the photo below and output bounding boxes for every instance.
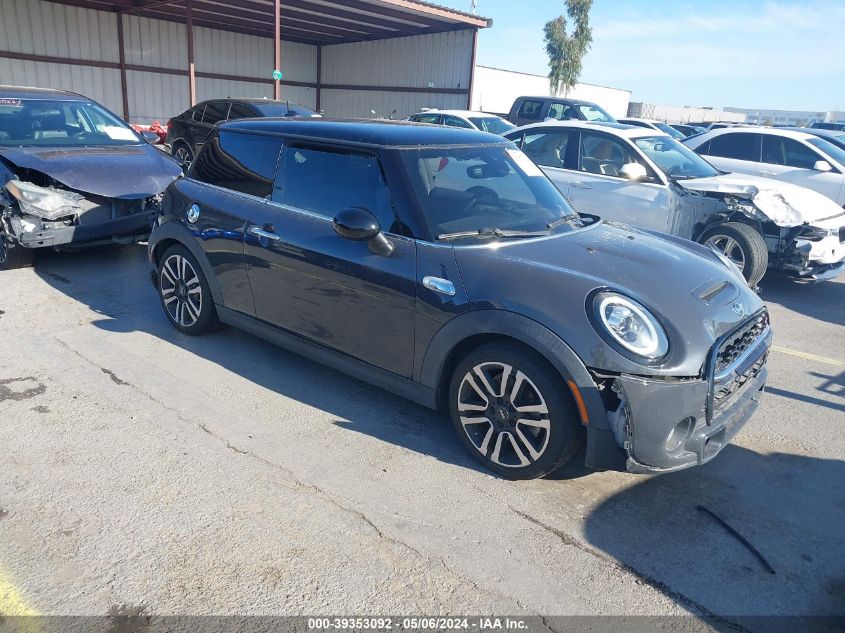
[505,121,845,285]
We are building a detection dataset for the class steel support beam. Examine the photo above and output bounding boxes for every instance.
[186,0,196,106]
[115,10,130,120]
[274,0,282,100]
[315,44,322,112]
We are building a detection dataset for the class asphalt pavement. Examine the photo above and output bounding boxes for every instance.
[0,244,842,628]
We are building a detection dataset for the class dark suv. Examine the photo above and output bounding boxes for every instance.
[508,96,616,127]
[165,98,320,168]
[148,119,771,479]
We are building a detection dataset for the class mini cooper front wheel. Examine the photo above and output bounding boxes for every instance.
[449,343,584,479]
[700,222,768,286]
[157,245,217,335]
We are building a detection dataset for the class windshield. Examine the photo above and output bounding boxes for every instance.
[253,103,320,117]
[653,122,686,140]
[807,137,845,167]
[634,135,719,179]
[469,116,515,135]
[0,99,140,147]
[402,144,582,242]
[577,103,614,122]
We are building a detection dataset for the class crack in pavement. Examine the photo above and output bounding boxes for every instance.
[510,508,750,632]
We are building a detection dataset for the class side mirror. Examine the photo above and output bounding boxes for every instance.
[813,160,833,172]
[620,162,648,181]
[333,207,394,256]
[141,130,160,144]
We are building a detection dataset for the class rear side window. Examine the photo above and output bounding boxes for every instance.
[548,102,579,121]
[704,133,760,161]
[516,100,543,121]
[191,105,205,121]
[228,103,256,120]
[410,114,441,125]
[762,136,820,169]
[190,130,283,198]
[273,146,397,233]
[444,116,473,129]
[202,101,230,124]
[522,130,574,169]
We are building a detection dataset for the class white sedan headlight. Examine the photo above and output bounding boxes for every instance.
[5,180,82,220]
[593,292,669,360]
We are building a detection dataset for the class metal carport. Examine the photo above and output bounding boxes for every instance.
[0,0,490,122]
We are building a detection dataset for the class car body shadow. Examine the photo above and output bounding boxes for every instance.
[759,272,845,327]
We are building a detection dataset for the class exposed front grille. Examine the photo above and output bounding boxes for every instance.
[715,310,770,375]
[714,353,767,408]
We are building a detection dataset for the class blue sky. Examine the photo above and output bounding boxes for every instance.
[437,0,845,111]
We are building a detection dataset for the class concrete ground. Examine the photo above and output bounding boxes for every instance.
[0,244,843,627]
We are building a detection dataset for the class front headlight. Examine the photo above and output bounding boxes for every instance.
[708,246,747,284]
[5,180,82,220]
[799,227,832,242]
[592,292,669,360]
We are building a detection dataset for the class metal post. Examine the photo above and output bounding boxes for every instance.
[466,28,478,110]
[274,0,281,100]
[315,44,322,112]
[186,0,196,106]
[116,10,130,121]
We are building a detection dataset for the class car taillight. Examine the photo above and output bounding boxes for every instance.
[166,119,173,132]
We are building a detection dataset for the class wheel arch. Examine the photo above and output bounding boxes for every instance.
[421,310,607,429]
[148,222,224,306]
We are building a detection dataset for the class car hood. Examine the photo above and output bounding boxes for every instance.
[678,173,845,227]
[0,144,182,199]
[453,221,765,377]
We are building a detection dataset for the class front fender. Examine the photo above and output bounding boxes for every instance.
[147,221,225,307]
[419,309,625,470]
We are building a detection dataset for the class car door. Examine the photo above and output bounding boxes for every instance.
[192,101,230,153]
[566,131,671,232]
[183,129,285,315]
[759,135,844,202]
[244,143,416,377]
[695,132,761,176]
[510,128,575,199]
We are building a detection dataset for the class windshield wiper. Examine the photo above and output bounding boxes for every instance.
[437,227,551,241]
[547,214,582,230]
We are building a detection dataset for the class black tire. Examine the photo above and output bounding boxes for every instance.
[448,342,584,480]
[0,232,35,270]
[700,222,768,286]
[157,244,218,335]
[171,141,194,170]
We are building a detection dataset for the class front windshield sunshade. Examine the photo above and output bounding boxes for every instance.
[634,135,720,179]
[401,145,582,242]
[0,100,140,147]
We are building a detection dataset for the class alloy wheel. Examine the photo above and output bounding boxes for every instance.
[706,235,746,269]
[174,146,192,168]
[160,254,203,327]
[457,362,551,468]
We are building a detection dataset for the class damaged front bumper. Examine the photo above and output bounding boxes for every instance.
[588,311,772,474]
[1,186,159,250]
[781,229,845,280]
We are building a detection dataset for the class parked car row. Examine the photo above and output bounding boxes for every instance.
[0,84,813,481]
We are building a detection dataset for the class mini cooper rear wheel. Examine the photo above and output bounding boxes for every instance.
[0,230,35,270]
[700,222,768,286]
[449,342,583,479]
[157,245,217,335]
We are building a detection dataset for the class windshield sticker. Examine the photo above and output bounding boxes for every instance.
[101,126,138,141]
[507,149,544,178]
[0,99,22,107]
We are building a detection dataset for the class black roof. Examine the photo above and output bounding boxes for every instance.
[221,118,508,148]
[0,85,87,101]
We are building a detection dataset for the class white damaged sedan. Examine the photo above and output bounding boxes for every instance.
[504,121,845,285]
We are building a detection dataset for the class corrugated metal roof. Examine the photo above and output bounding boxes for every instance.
[46,0,490,44]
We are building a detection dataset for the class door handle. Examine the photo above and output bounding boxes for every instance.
[571,181,593,189]
[249,226,281,241]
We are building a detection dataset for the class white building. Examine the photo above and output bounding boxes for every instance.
[469,65,631,119]
[627,102,746,124]
[723,107,826,126]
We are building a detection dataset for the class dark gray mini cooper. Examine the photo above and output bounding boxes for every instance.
[149,119,772,479]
